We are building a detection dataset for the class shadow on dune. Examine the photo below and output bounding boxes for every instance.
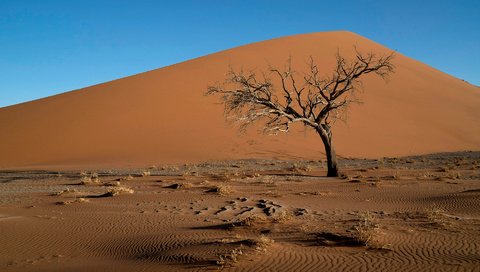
[190,222,242,231]
[82,192,116,198]
[99,234,237,270]
[282,231,364,247]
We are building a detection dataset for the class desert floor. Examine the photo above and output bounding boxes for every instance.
[1,151,480,272]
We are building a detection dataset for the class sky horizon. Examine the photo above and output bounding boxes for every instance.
[1,0,479,108]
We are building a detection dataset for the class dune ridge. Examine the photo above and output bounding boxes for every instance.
[1,31,479,169]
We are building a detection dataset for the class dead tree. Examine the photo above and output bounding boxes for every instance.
[207,49,395,177]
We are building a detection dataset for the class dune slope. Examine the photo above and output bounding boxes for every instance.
[1,31,479,169]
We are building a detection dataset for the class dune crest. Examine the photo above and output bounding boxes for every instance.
[1,31,479,169]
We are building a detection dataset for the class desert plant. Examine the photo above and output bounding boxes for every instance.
[234,215,266,228]
[425,206,449,227]
[118,175,134,181]
[216,248,243,267]
[353,212,379,247]
[52,188,77,196]
[207,49,395,177]
[272,210,292,223]
[208,184,233,196]
[80,176,100,185]
[56,198,89,205]
[103,181,121,186]
[106,186,134,196]
[254,235,275,251]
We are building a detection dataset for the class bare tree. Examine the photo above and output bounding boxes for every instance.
[207,49,395,177]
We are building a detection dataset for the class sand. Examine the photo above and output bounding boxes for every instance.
[1,152,479,271]
[0,31,479,169]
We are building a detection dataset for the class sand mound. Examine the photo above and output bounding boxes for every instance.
[1,31,479,169]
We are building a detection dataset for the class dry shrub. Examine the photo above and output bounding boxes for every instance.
[106,186,134,197]
[52,188,77,196]
[56,198,89,205]
[272,210,292,223]
[210,173,232,182]
[259,175,275,186]
[285,176,303,182]
[119,175,134,181]
[216,248,243,267]
[291,162,315,172]
[216,235,274,267]
[237,236,275,251]
[80,176,101,185]
[236,215,266,227]
[209,184,233,196]
[353,212,381,248]
[290,163,306,173]
[254,235,275,251]
[103,181,121,187]
[298,191,330,196]
[263,190,281,198]
[417,171,435,180]
[425,206,449,227]
[437,166,450,172]
[447,171,461,180]
[161,165,180,172]
[182,165,200,177]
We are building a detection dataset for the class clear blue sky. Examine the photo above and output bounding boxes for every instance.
[1,0,479,107]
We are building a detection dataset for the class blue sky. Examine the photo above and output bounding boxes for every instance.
[1,0,479,107]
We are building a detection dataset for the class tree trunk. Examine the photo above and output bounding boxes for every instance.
[317,126,339,177]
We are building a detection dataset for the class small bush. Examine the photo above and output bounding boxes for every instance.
[106,186,134,197]
[80,176,100,185]
[353,212,380,247]
[208,184,233,196]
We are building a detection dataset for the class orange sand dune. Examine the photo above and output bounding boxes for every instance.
[1,31,479,169]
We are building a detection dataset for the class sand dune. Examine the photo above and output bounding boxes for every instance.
[1,31,479,169]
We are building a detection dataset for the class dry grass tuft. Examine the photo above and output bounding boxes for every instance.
[259,175,276,186]
[272,210,292,223]
[352,212,382,248]
[216,248,243,267]
[52,188,77,196]
[446,171,461,180]
[437,166,449,172]
[254,235,275,251]
[215,235,274,267]
[118,175,134,181]
[425,206,450,227]
[80,176,101,185]
[106,186,134,197]
[235,215,266,227]
[103,181,122,187]
[209,173,232,182]
[208,184,233,196]
[56,198,90,205]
